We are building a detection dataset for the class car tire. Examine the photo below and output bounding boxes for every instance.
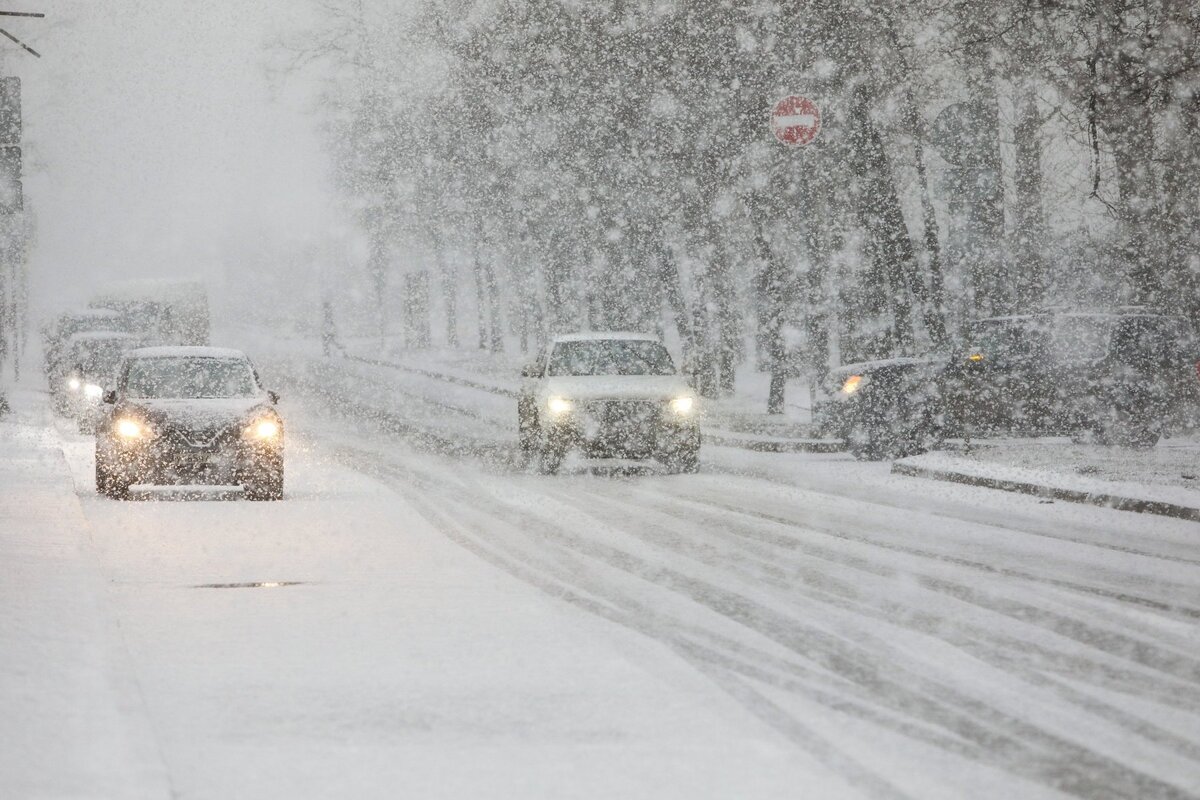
[846,422,889,461]
[666,446,700,474]
[517,402,538,468]
[244,462,284,501]
[95,459,130,500]
[537,441,564,475]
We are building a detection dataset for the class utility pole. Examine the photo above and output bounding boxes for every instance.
[0,9,40,382]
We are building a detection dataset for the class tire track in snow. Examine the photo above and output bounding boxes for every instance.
[321,435,1196,800]
[558,480,1200,706]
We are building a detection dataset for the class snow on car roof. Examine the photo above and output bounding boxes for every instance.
[126,346,248,360]
[552,331,662,343]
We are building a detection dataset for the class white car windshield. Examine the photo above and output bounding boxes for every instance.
[547,340,676,376]
[125,357,258,399]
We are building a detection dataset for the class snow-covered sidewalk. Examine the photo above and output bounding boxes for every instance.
[0,390,171,798]
[894,438,1200,522]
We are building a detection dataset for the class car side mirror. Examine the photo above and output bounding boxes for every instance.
[268,390,280,404]
[102,390,117,405]
[521,362,542,378]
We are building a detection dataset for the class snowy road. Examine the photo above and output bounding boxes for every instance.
[15,353,1200,798]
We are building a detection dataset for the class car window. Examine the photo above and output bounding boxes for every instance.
[1048,317,1113,364]
[1110,318,1178,367]
[547,340,676,376]
[125,357,259,399]
[965,320,1039,360]
[73,341,130,377]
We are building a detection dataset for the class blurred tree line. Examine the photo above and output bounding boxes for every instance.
[282,0,1200,410]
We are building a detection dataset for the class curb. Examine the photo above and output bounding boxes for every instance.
[890,461,1200,523]
[703,431,843,454]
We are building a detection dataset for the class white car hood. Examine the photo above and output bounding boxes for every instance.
[542,375,693,402]
[132,397,270,429]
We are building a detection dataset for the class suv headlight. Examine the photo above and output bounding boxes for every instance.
[669,396,695,415]
[547,396,573,415]
[115,418,147,439]
[841,374,867,395]
[67,377,81,391]
[244,418,282,440]
[84,383,103,400]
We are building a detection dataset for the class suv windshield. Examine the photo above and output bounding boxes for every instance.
[125,357,258,399]
[547,340,676,377]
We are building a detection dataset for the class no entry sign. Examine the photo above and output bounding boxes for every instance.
[770,95,821,147]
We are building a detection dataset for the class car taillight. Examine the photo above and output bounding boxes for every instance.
[1195,360,1200,382]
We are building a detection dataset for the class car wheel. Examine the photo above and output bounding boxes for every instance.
[666,445,700,474]
[537,441,564,475]
[517,402,538,468]
[95,459,130,500]
[846,422,888,461]
[244,462,284,500]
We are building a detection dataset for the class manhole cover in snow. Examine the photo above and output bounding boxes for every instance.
[192,581,306,589]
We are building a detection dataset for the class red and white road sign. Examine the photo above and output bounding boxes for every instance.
[770,95,821,147]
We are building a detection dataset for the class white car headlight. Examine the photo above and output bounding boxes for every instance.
[547,396,573,415]
[669,396,695,415]
[83,383,103,400]
[67,377,81,391]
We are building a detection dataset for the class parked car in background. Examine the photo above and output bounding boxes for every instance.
[824,309,1200,459]
[95,346,283,500]
[55,331,141,432]
[518,332,700,474]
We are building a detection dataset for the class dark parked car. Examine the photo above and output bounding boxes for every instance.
[95,347,284,499]
[825,310,1200,459]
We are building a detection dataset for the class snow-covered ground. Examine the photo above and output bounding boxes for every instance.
[3,341,1200,798]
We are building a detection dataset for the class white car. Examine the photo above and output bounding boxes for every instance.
[518,332,700,474]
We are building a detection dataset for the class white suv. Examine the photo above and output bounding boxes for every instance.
[518,332,700,474]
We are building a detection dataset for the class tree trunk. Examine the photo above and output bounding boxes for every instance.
[751,214,788,414]
[484,255,503,352]
[429,229,458,347]
[1012,82,1047,310]
[366,220,388,343]
[1161,95,1200,320]
[1107,99,1161,306]
[846,86,924,355]
[473,244,488,351]
[711,234,739,397]
[659,241,692,359]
